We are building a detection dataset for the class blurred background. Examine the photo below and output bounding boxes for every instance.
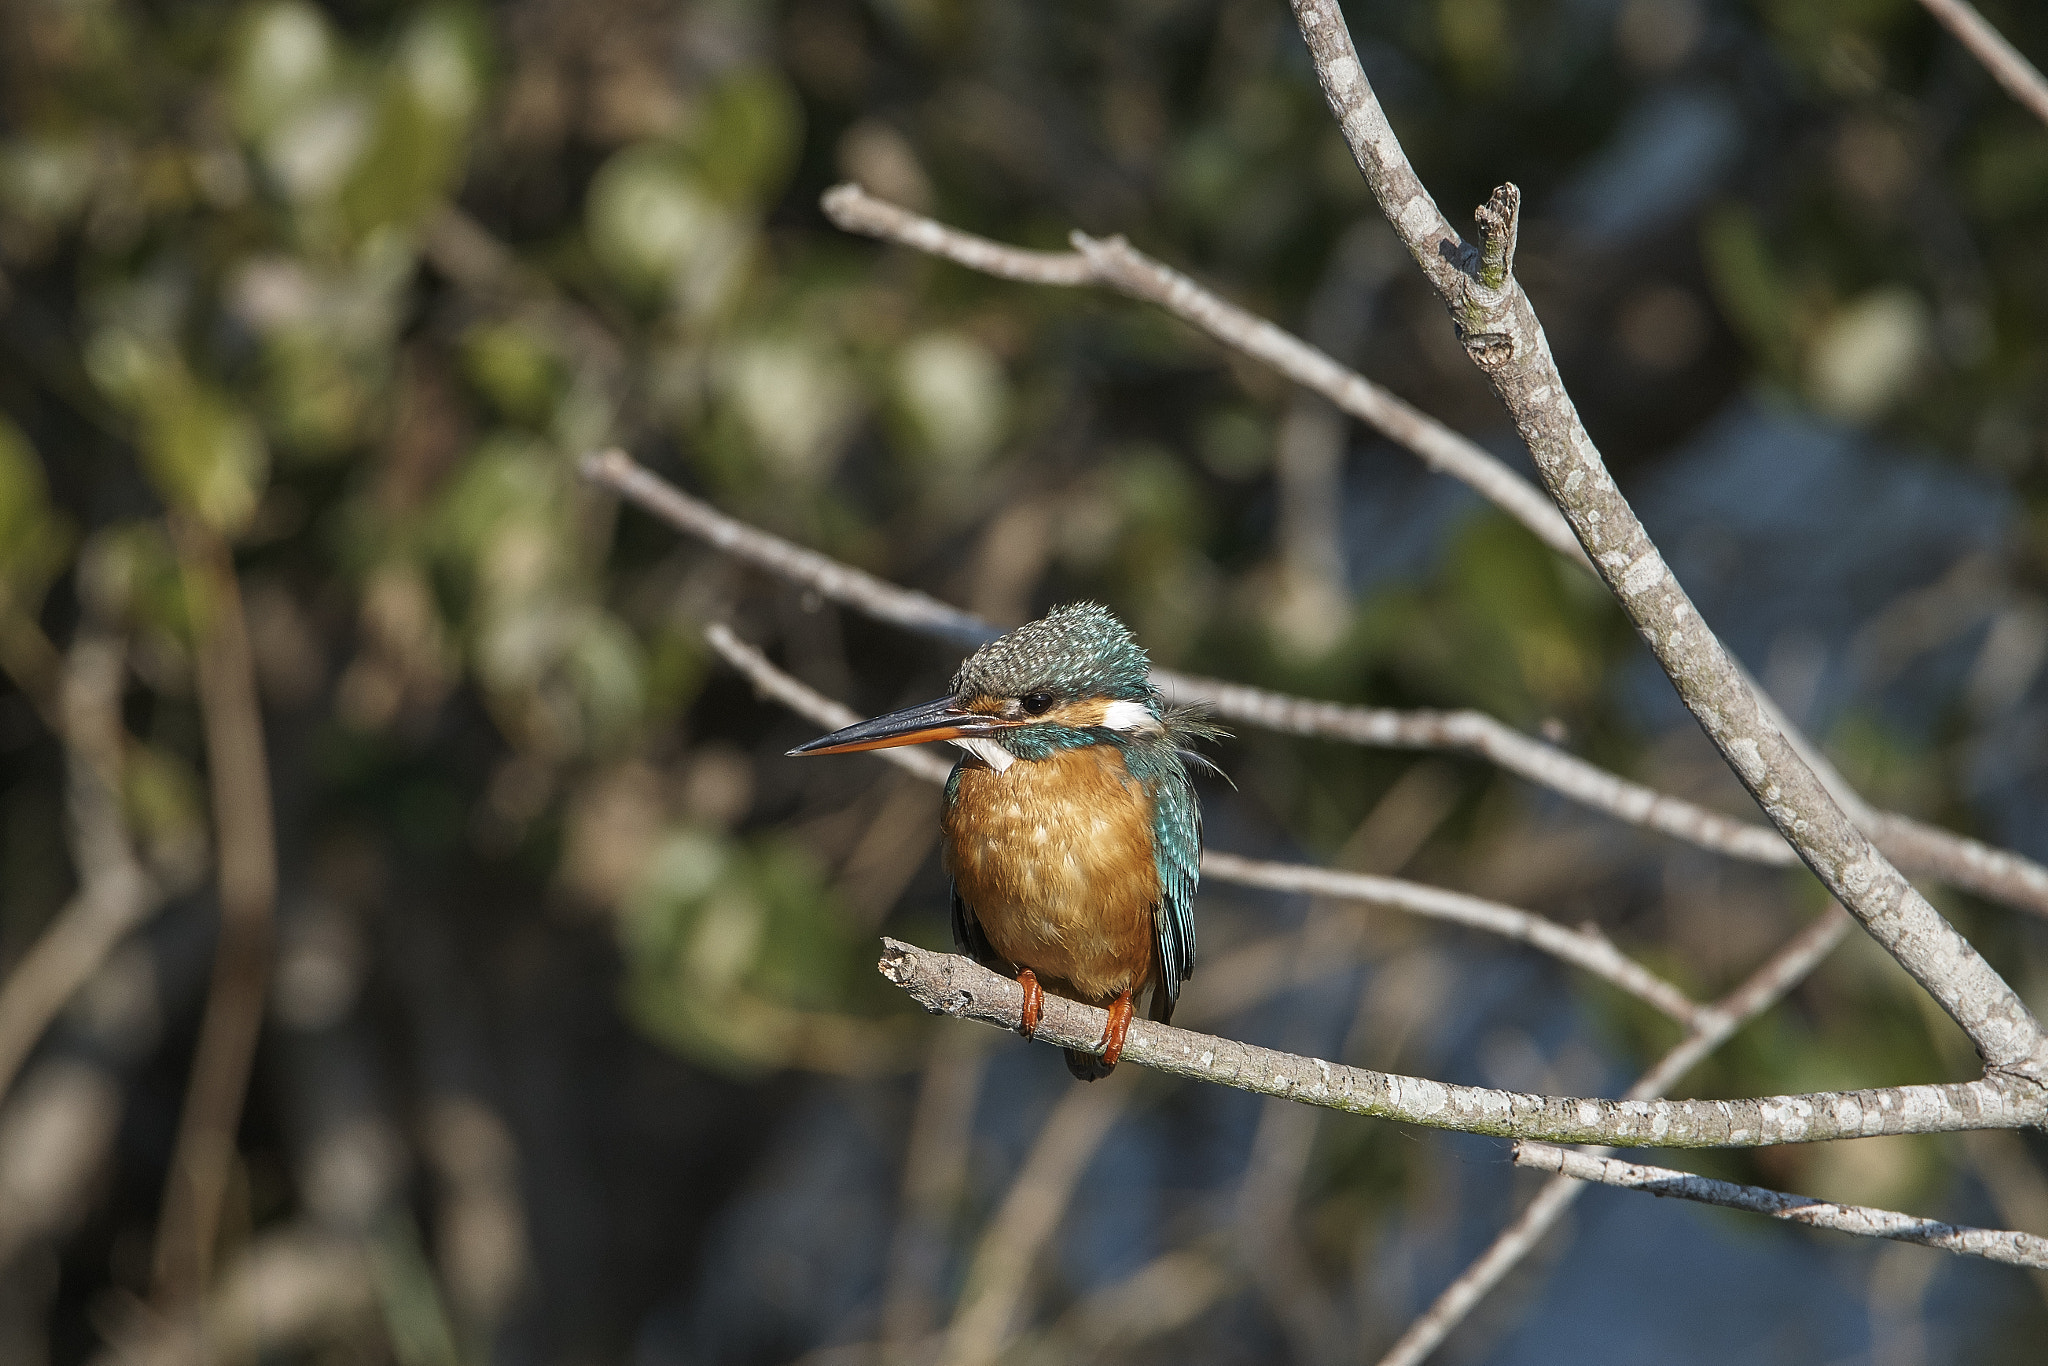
[3,0,2048,1361]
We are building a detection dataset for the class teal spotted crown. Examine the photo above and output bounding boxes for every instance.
[951,602,1154,703]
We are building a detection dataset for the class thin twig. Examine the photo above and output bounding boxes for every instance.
[880,937,2031,1146]
[706,624,956,784]
[1375,908,1853,1366]
[1513,1141,2048,1269]
[1231,767,1458,1363]
[1915,0,2048,127]
[0,629,162,1101]
[1201,853,1699,1026]
[821,183,1582,565]
[705,625,1701,1021]
[881,1029,991,1358]
[151,523,280,1309]
[818,191,1888,854]
[589,450,2048,919]
[1287,0,2048,1080]
[941,1074,1132,1366]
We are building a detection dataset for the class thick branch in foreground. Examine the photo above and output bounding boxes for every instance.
[1515,1142,2048,1270]
[878,939,2035,1146]
[705,625,1700,1021]
[1288,0,2048,1082]
[587,450,2048,919]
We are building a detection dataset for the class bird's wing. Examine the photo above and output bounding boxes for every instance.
[950,879,998,966]
[944,759,1000,967]
[1149,765,1200,1023]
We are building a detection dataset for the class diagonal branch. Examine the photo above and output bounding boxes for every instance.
[822,183,1582,565]
[813,194,2048,919]
[151,522,280,1309]
[879,937,2033,1146]
[1513,1141,2048,1269]
[1199,853,1699,1026]
[1375,907,1853,1366]
[1915,0,2048,128]
[1287,0,2048,1083]
[0,628,163,1102]
[587,451,2048,920]
[819,186,1880,840]
[705,625,1700,1023]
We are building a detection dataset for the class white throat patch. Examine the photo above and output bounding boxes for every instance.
[1100,700,1164,735]
[950,736,1016,772]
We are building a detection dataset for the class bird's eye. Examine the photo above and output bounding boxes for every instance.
[1020,690,1055,716]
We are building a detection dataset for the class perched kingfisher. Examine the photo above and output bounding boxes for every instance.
[789,603,1220,1079]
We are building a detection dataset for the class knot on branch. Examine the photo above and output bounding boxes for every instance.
[1455,182,1521,369]
[1473,183,1520,291]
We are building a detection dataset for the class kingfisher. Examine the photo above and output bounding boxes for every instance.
[789,603,1220,1079]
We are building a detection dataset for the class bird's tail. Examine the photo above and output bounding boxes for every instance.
[1064,1048,1115,1082]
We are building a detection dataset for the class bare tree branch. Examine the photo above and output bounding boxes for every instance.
[879,937,2035,1144]
[1376,908,1854,1366]
[1286,0,2048,1083]
[815,189,1885,865]
[0,628,162,1102]
[881,1030,990,1358]
[1200,853,1699,1027]
[1514,1141,2048,1269]
[152,523,280,1310]
[1915,0,2048,128]
[706,624,955,784]
[941,1074,1133,1366]
[589,451,2048,919]
[705,625,1702,1021]
[821,182,1583,566]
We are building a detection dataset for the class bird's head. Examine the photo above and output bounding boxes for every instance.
[787,602,1162,770]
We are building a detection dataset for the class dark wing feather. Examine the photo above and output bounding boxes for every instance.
[1148,761,1201,1024]
[951,880,998,967]
[944,759,1001,968]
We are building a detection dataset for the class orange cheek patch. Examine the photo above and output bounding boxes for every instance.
[1046,697,1111,728]
[963,694,1006,715]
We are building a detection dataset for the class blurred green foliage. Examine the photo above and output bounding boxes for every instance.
[1,0,2046,1356]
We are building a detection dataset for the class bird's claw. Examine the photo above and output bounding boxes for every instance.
[1017,969,1044,1038]
[1098,990,1135,1069]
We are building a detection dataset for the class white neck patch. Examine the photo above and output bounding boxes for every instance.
[1100,700,1164,735]
[950,736,1016,772]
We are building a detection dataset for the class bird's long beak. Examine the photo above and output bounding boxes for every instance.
[786,695,1000,757]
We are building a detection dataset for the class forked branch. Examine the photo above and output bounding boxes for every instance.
[1376,907,1855,1366]
[704,625,1700,1023]
[586,451,2048,920]
[880,937,2031,1146]
[1285,0,2048,1083]
[695,624,2044,1147]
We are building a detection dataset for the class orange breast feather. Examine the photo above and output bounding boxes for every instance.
[943,744,1160,1005]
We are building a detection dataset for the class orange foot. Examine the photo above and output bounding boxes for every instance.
[1098,989,1135,1069]
[1017,969,1044,1038]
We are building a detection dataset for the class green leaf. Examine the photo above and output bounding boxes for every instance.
[585,144,753,313]
[86,333,270,535]
[0,419,76,598]
[690,69,802,203]
[230,1,339,140]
